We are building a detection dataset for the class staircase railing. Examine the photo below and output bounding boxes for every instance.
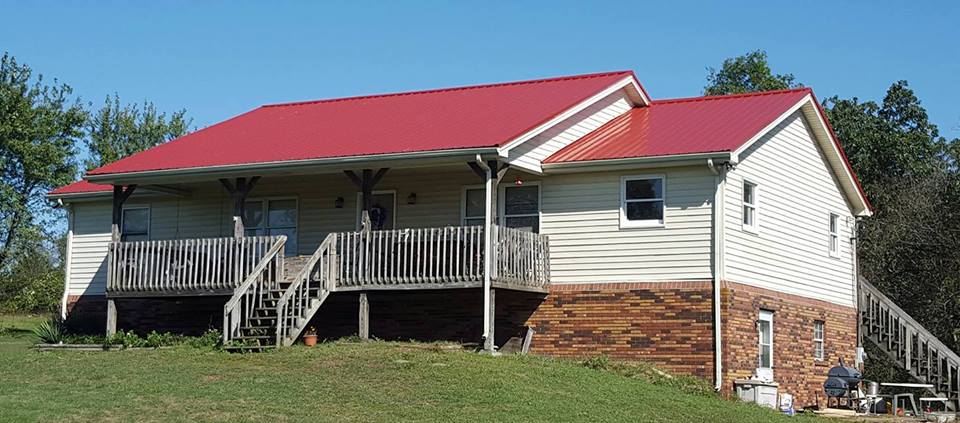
[275,233,337,346]
[222,236,286,345]
[860,278,960,406]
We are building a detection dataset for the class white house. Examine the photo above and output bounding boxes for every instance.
[49,71,872,406]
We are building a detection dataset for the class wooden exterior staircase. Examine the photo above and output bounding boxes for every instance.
[859,278,960,409]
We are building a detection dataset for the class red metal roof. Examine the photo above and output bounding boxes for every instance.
[85,71,636,177]
[49,180,112,196]
[543,88,812,163]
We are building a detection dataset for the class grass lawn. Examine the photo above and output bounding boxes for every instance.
[0,314,825,422]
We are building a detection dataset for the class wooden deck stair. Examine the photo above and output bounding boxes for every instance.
[860,278,960,409]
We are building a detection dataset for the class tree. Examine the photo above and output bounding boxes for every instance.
[704,50,801,96]
[824,81,950,189]
[0,52,86,272]
[85,94,190,169]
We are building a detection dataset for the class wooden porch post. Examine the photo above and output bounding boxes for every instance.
[344,168,389,232]
[219,177,260,238]
[359,292,369,340]
[107,184,136,336]
[344,168,387,340]
[469,160,508,352]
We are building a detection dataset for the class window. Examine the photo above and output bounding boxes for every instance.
[120,207,149,242]
[244,199,298,255]
[462,186,485,227]
[757,310,774,381]
[813,321,825,361]
[742,181,758,232]
[355,191,396,231]
[620,175,665,228]
[828,213,840,257]
[500,184,540,233]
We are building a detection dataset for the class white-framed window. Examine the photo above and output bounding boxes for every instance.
[757,309,774,381]
[742,181,758,232]
[620,175,665,228]
[355,190,396,231]
[461,185,486,227]
[828,213,840,257]
[120,206,150,242]
[244,198,298,255]
[813,320,825,361]
[499,183,540,233]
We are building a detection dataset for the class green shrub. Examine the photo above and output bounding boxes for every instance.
[186,329,222,349]
[34,316,66,344]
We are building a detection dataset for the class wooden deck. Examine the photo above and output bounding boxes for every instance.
[107,225,550,296]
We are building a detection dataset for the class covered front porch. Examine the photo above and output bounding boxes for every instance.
[97,158,550,350]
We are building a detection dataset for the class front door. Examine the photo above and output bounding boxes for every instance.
[757,309,774,381]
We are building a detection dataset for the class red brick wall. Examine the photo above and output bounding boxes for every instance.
[720,281,858,408]
[515,282,716,379]
[65,295,227,335]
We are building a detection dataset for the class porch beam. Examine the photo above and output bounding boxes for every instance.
[344,168,389,232]
[220,177,260,238]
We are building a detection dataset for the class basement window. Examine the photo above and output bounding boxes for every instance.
[620,175,665,228]
[814,321,825,361]
[742,181,758,233]
[828,213,840,257]
[121,207,150,242]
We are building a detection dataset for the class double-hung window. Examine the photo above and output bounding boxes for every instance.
[620,175,665,228]
[462,187,486,227]
[813,321,825,361]
[244,199,298,255]
[500,184,540,233]
[121,207,150,242]
[742,181,758,232]
[828,213,840,257]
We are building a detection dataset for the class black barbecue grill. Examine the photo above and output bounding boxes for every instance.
[823,359,862,407]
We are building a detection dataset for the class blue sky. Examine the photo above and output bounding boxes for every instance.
[2,1,958,137]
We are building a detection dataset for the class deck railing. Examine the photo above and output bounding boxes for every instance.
[333,225,549,291]
[107,236,284,294]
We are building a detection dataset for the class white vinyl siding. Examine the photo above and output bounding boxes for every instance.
[724,111,856,307]
[539,167,714,283]
[67,202,111,296]
[506,89,633,173]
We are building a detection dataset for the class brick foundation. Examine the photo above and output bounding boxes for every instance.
[65,295,227,335]
[720,281,858,408]
[517,282,716,379]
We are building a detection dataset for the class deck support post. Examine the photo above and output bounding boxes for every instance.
[470,159,508,352]
[106,298,117,336]
[344,168,389,232]
[484,288,496,351]
[107,184,136,336]
[359,292,369,340]
[219,177,260,238]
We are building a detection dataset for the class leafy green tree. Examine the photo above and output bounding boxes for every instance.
[0,53,85,272]
[704,50,801,95]
[85,94,190,169]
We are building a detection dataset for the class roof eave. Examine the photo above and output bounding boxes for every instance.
[85,147,501,185]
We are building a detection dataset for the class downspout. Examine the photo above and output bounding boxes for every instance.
[708,158,726,391]
[59,199,73,320]
[475,156,494,348]
[852,217,863,367]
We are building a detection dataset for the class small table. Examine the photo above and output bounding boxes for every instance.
[880,383,935,417]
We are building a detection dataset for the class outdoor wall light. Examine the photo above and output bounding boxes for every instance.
[515,177,523,185]
[335,197,344,208]
[407,193,417,205]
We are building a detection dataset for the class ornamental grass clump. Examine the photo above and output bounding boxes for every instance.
[33,316,66,344]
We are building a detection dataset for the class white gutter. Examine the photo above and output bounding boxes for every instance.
[542,152,735,173]
[60,200,73,320]
[475,155,494,349]
[708,158,727,391]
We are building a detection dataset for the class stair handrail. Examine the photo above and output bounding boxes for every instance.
[222,235,286,345]
[275,233,337,346]
[860,278,960,365]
